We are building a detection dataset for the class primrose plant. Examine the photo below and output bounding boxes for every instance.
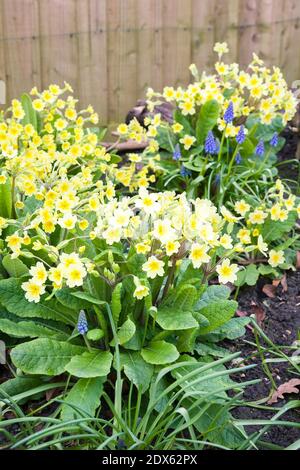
[116,42,298,206]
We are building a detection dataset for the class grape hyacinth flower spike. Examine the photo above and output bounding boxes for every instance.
[224,101,234,124]
[205,130,217,154]
[77,310,88,335]
[236,125,245,144]
[270,132,278,147]
[255,140,265,157]
[173,143,181,161]
[180,165,191,177]
[235,152,242,164]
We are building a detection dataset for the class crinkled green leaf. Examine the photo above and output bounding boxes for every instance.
[65,350,112,378]
[11,339,85,375]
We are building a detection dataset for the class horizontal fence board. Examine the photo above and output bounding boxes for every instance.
[0,0,299,123]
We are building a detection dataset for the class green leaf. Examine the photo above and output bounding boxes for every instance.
[21,93,38,130]
[111,318,136,346]
[177,327,199,353]
[60,377,105,421]
[172,357,236,399]
[0,177,12,218]
[65,350,112,378]
[195,285,230,310]
[55,288,91,310]
[261,212,297,242]
[111,283,122,326]
[203,317,250,342]
[86,328,104,341]
[194,343,229,357]
[0,278,76,324]
[2,255,29,278]
[0,377,42,397]
[71,291,106,305]
[235,264,259,287]
[199,300,237,334]
[155,307,198,331]
[141,340,179,365]
[0,317,68,340]
[118,351,154,393]
[196,100,220,144]
[192,402,245,448]
[11,339,85,375]
[164,284,197,310]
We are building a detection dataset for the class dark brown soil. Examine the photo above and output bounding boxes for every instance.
[225,128,300,448]
[227,270,300,448]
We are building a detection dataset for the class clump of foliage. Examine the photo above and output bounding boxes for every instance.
[0,70,299,450]
[116,43,298,205]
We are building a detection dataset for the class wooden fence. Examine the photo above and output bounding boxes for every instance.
[0,0,300,124]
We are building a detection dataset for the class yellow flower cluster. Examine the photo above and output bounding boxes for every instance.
[0,83,115,204]
[158,45,297,129]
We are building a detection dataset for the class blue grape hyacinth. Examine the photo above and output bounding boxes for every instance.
[173,143,181,161]
[224,101,234,124]
[77,310,88,335]
[180,165,191,177]
[236,125,245,144]
[205,131,217,154]
[270,132,278,147]
[235,152,242,164]
[255,140,265,157]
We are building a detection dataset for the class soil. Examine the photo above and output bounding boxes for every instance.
[227,270,300,448]
[226,127,300,448]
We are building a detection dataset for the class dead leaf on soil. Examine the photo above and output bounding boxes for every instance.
[251,301,266,326]
[267,379,300,404]
[262,283,277,298]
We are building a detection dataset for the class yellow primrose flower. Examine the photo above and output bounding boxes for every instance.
[65,264,87,288]
[213,42,229,57]
[165,240,180,256]
[248,210,267,225]
[29,262,48,285]
[219,234,233,249]
[237,229,251,244]
[142,256,164,279]
[179,134,196,150]
[0,174,7,184]
[133,283,150,300]
[268,249,285,268]
[189,243,210,268]
[136,242,151,254]
[216,258,239,284]
[117,123,128,135]
[234,200,250,217]
[22,280,46,303]
[257,235,268,254]
[172,122,183,134]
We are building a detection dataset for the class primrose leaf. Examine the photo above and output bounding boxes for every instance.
[110,318,136,345]
[196,99,220,144]
[65,350,112,378]
[198,300,237,334]
[117,351,154,393]
[0,177,12,218]
[141,340,179,365]
[60,377,105,421]
[11,339,85,375]
[0,278,77,324]
[155,307,198,331]
[21,93,38,130]
[2,255,29,278]
[235,264,259,287]
[195,285,230,310]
